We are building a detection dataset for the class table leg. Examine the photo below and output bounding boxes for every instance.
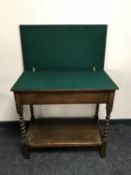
[18,106,30,159]
[100,113,110,157]
[30,104,35,121]
[15,93,30,159]
[94,104,99,120]
[100,91,114,158]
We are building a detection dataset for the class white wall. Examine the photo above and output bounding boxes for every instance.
[0,0,131,121]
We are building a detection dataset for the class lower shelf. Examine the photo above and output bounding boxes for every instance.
[27,118,102,148]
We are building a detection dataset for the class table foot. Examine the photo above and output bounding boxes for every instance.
[99,142,107,158]
[21,143,30,159]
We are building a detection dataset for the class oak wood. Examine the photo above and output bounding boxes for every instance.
[21,143,30,159]
[100,91,115,157]
[17,91,109,104]
[13,89,116,158]
[27,118,102,148]
[94,104,99,120]
[30,104,35,121]
[14,93,26,142]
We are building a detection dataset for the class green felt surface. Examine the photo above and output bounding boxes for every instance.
[11,71,118,91]
[20,25,107,71]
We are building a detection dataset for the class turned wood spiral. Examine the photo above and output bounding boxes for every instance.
[103,114,110,142]
[19,112,26,142]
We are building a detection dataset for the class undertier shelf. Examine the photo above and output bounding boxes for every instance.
[27,118,102,148]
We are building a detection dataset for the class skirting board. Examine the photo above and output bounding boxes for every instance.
[0,119,131,128]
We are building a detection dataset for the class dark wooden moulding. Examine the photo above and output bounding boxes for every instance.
[14,89,115,159]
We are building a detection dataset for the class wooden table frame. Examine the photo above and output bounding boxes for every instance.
[14,89,115,159]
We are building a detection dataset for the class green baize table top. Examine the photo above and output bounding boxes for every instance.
[11,70,118,91]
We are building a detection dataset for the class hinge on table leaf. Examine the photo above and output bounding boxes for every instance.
[93,66,96,72]
[32,67,36,72]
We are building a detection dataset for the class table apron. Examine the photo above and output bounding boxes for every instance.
[15,91,111,104]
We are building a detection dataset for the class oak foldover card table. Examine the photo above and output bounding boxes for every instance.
[11,25,118,158]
